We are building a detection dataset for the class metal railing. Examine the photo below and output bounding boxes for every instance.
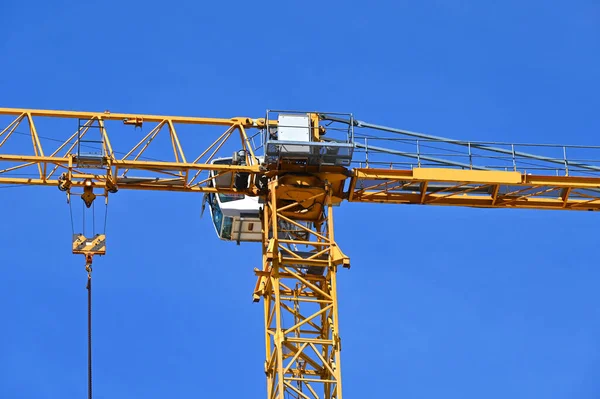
[321,115,600,177]
[352,137,600,177]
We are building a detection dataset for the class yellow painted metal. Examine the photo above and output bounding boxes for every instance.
[73,233,107,266]
[349,168,600,211]
[0,107,261,127]
[72,234,106,256]
[412,168,522,184]
[0,108,263,195]
[310,113,321,142]
[254,178,347,399]
[5,107,600,399]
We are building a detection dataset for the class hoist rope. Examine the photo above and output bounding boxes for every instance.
[68,196,109,236]
[86,268,93,399]
[69,200,75,236]
[103,203,109,235]
[92,201,96,236]
[82,201,86,236]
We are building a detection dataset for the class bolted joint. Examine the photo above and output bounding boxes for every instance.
[123,117,143,128]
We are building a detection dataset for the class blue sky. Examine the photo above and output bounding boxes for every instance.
[1,1,599,398]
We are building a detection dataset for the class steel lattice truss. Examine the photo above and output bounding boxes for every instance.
[2,106,600,399]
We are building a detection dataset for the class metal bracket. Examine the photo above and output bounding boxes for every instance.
[73,234,106,266]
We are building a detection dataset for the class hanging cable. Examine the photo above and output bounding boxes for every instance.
[92,201,96,236]
[69,200,75,236]
[82,201,86,237]
[85,263,93,399]
[103,202,109,235]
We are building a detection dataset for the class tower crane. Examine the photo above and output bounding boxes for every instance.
[1,107,600,399]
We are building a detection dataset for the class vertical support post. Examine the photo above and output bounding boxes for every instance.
[468,142,472,170]
[563,146,569,176]
[256,180,346,399]
[365,138,369,168]
[325,186,343,399]
[511,144,517,171]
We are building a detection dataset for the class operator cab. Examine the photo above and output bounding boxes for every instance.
[205,157,262,243]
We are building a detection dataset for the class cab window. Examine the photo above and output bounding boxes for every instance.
[222,217,233,240]
[210,194,223,233]
[218,193,245,203]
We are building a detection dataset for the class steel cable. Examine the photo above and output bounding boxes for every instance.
[86,271,93,399]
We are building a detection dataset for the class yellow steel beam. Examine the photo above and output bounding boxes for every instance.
[349,167,600,211]
[413,168,521,184]
[0,107,259,127]
[0,155,260,171]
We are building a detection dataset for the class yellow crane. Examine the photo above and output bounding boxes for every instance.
[1,107,599,399]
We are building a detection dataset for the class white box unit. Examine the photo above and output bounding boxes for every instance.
[277,114,311,154]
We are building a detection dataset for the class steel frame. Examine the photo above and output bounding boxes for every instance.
[0,108,264,194]
[4,107,600,399]
[254,179,349,399]
[349,168,600,211]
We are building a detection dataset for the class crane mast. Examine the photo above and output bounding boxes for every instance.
[1,107,600,399]
[255,176,348,398]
